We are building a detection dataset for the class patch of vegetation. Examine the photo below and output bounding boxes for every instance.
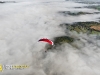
[0,1,5,3]
[58,11,93,16]
[60,22,100,34]
[0,1,16,4]
[45,36,74,50]
[54,36,74,45]
[74,7,82,8]
[77,1,99,4]
[85,5,100,11]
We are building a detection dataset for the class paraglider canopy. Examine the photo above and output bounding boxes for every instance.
[38,38,54,45]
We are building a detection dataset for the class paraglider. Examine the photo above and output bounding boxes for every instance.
[38,38,54,45]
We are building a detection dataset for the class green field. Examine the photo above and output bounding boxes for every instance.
[61,22,100,34]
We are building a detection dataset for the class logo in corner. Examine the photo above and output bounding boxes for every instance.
[0,65,3,72]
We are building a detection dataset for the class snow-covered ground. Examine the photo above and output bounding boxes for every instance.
[0,0,100,75]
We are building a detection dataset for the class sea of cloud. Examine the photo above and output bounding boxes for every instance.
[0,0,100,75]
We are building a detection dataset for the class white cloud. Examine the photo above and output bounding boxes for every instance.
[0,0,100,75]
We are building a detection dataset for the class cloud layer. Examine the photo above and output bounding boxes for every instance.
[0,0,100,75]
